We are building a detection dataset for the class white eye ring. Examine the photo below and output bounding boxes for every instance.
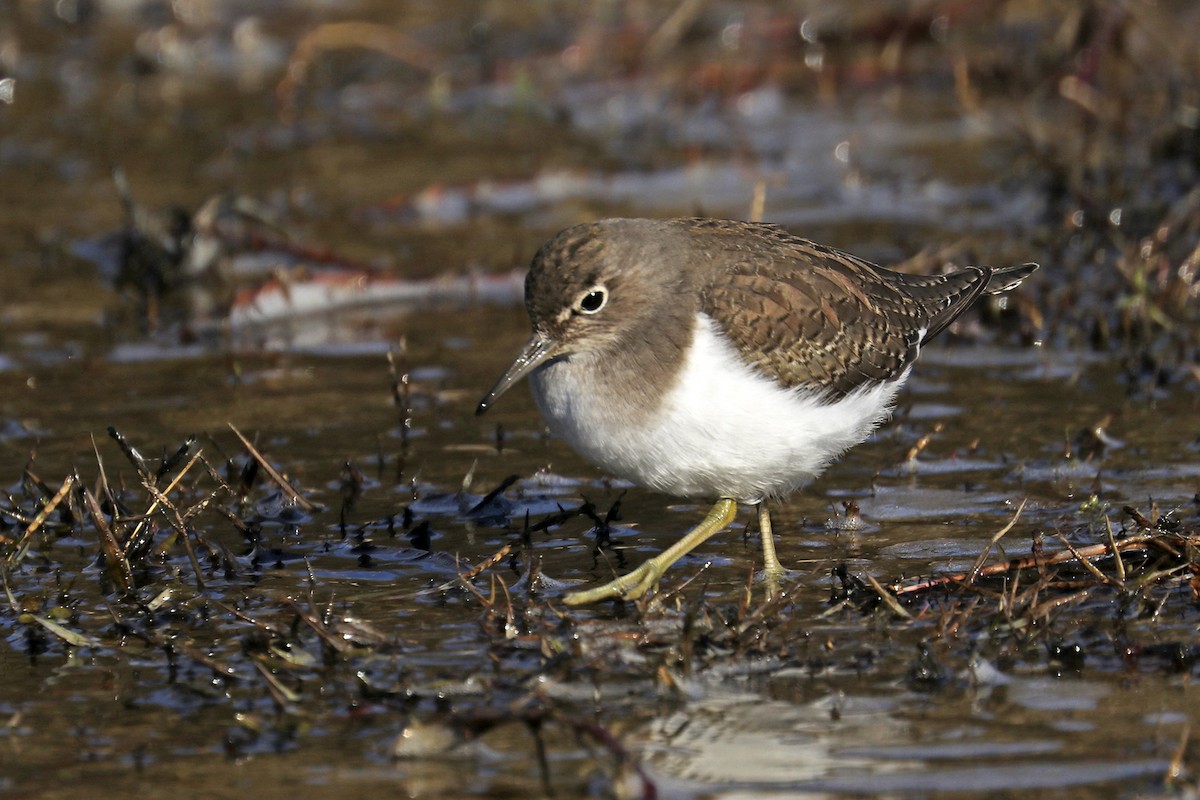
[575,286,608,315]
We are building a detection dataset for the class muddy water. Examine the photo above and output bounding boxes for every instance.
[1,3,1198,799]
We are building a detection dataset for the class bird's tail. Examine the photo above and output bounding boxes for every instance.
[984,263,1039,294]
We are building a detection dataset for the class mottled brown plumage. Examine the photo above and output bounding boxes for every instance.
[683,218,1036,397]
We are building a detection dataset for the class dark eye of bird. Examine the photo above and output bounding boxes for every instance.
[578,288,607,314]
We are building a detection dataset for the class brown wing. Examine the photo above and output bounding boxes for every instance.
[697,227,992,398]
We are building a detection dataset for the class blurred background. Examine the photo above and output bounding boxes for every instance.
[1,0,1195,368]
[1,2,1199,798]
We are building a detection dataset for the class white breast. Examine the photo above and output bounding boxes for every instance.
[530,313,906,502]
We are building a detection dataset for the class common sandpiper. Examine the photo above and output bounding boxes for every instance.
[477,217,1037,605]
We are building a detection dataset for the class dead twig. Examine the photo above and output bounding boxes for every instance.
[896,533,1158,595]
[865,572,914,619]
[967,499,1026,583]
[277,21,444,121]
[83,485,135,595]
[228,423,319,512]
[4,475,75,567]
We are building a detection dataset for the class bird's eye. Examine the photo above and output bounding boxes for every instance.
[576,287,607,314]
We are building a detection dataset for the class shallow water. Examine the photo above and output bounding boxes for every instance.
[1,2,1198,798]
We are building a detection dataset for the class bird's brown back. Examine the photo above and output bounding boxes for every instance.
[686,219,1027,397]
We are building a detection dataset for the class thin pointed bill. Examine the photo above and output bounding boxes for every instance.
[476,331,557,416]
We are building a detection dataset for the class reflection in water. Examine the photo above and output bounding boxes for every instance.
[631,682,1171,796]
[636,691,907,785]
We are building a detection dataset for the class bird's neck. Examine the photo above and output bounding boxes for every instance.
[580,311,695,426]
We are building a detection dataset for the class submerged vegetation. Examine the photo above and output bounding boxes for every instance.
[3,408,1198,795]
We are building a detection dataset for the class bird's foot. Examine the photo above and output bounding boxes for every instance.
[562,498,738,606]
[757,563,801,602]
[562,559,666,606]
[753,502,800,601]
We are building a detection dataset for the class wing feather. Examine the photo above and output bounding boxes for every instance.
[696,224,996,398]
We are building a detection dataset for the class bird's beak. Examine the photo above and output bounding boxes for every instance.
[476,331,557,416]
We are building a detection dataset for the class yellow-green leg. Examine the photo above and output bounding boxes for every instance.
[563,498,738,606]
[757,503,786,577]
[757,502,786,600]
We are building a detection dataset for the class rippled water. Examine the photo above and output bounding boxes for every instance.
[1,2,1197,798]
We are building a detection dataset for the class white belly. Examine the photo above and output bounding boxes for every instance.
[530,313,905,502]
